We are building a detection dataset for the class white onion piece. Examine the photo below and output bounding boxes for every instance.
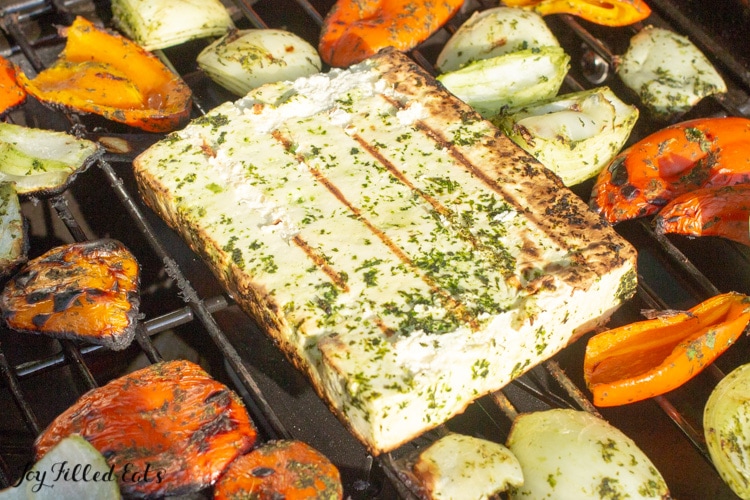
[197,29,322,97]
[506,409,670,499]
[111,0,234,51]
[0,122,100,196]
[437,46,569,117]
[496,86,639,186]
[617,26,726,119]
[412,433,523,499]
[0,435,120,499]
[436,7,560,73]
[704,362,750,499]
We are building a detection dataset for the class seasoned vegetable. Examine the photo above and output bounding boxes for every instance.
[0,239,140,351]
[0,435,120,500]
[502,0,651,26]
[16,16,192,133]
[111,0,234,51]
[0,121,101,197]
[437,46,570,117]
[213,440,342,500]
[318,0,464,68]
[436,7,560,73]
[590,116,750,224]
[495,86,639,186]
[197,29,322,97]
[506,409,669,499]
[0,183,26,277]
[654,184,750,246]
[411,433,523,499]
[704,362,750,499]
[617,26,726,119]
[0,56,25,115]
[584,292,750,407]
[35,360,257,498]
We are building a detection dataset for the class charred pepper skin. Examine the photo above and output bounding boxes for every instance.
[590,117,750,224]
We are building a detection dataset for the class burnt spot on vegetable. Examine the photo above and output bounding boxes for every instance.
[251,467,276,478]
[53,289,83,312]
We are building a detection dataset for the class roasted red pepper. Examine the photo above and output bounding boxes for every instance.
[502,0,651,26]
[16,16,191,132]
[318,0,464,68]
[654,184,750,246]
[35,360,257,498]
[214,440,343,500]
[590,117,750,224]
[584,292,750,407]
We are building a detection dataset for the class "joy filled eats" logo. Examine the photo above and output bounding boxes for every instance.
[13,460,165,493]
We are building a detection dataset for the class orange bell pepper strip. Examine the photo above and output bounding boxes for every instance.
[654,184,750,246]
[502,0,651,26]
[318,0,465,68]
[584,292,750,407]
[590,116,750,224]
[16,16,192,132]
[0,56,26,114]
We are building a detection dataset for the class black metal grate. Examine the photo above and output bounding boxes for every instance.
[0,0,749,498]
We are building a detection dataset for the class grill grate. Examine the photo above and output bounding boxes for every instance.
[0,0,749,498]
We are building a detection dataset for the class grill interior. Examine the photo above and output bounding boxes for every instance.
[1,0,750,498]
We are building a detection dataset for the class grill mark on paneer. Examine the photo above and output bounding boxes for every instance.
[290,235,349,292]
[271,127,479,331]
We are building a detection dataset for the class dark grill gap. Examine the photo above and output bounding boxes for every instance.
[0,0,747,498]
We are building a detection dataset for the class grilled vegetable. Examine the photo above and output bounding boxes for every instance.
[506,409,669,499]
[35,360,257,498]
[0,239,140,351]
[0,183,26,277]
[411,433,523,499]
[654,184,750,246]
[213,440,342,500]
[16,16,192,133]
[495,86,639,186]
[197,29,322,97]
[584,292,750,407]
[0,56,25,115]
[436,7,560,73]
[318,0,464,68]
[502,0,651,26]
[616,26,726,119]
[0,121,101,197]
[111,0,234,51]
[590,116,750,224]
[437,45,570,117]
[704,362,750,499]
[0,435,120,500]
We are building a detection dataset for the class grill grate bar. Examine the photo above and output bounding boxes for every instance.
[0,345,41,435]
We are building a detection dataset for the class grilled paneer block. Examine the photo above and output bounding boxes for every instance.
[133,48,637,454]
[0,239,140,350]
[34,360,258,498]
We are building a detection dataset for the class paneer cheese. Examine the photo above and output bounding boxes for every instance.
[133,48,637,454]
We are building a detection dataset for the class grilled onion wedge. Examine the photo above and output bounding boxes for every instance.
[495,86,639,186]
[0,239,140,350]
[0,182,26,277]
[0,122,101,197]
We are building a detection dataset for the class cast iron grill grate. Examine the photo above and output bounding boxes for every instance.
[0,0,749,498]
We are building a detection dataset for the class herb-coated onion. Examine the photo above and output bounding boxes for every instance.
[506,409,670,499]
[704,362,750,499]
[437,46,569,117]
[617,26,726,119]
[412,433,524,499]
[496,86,639,186]
[197,29,322,97]
[436,7,559,73]
[111,0,234,51]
